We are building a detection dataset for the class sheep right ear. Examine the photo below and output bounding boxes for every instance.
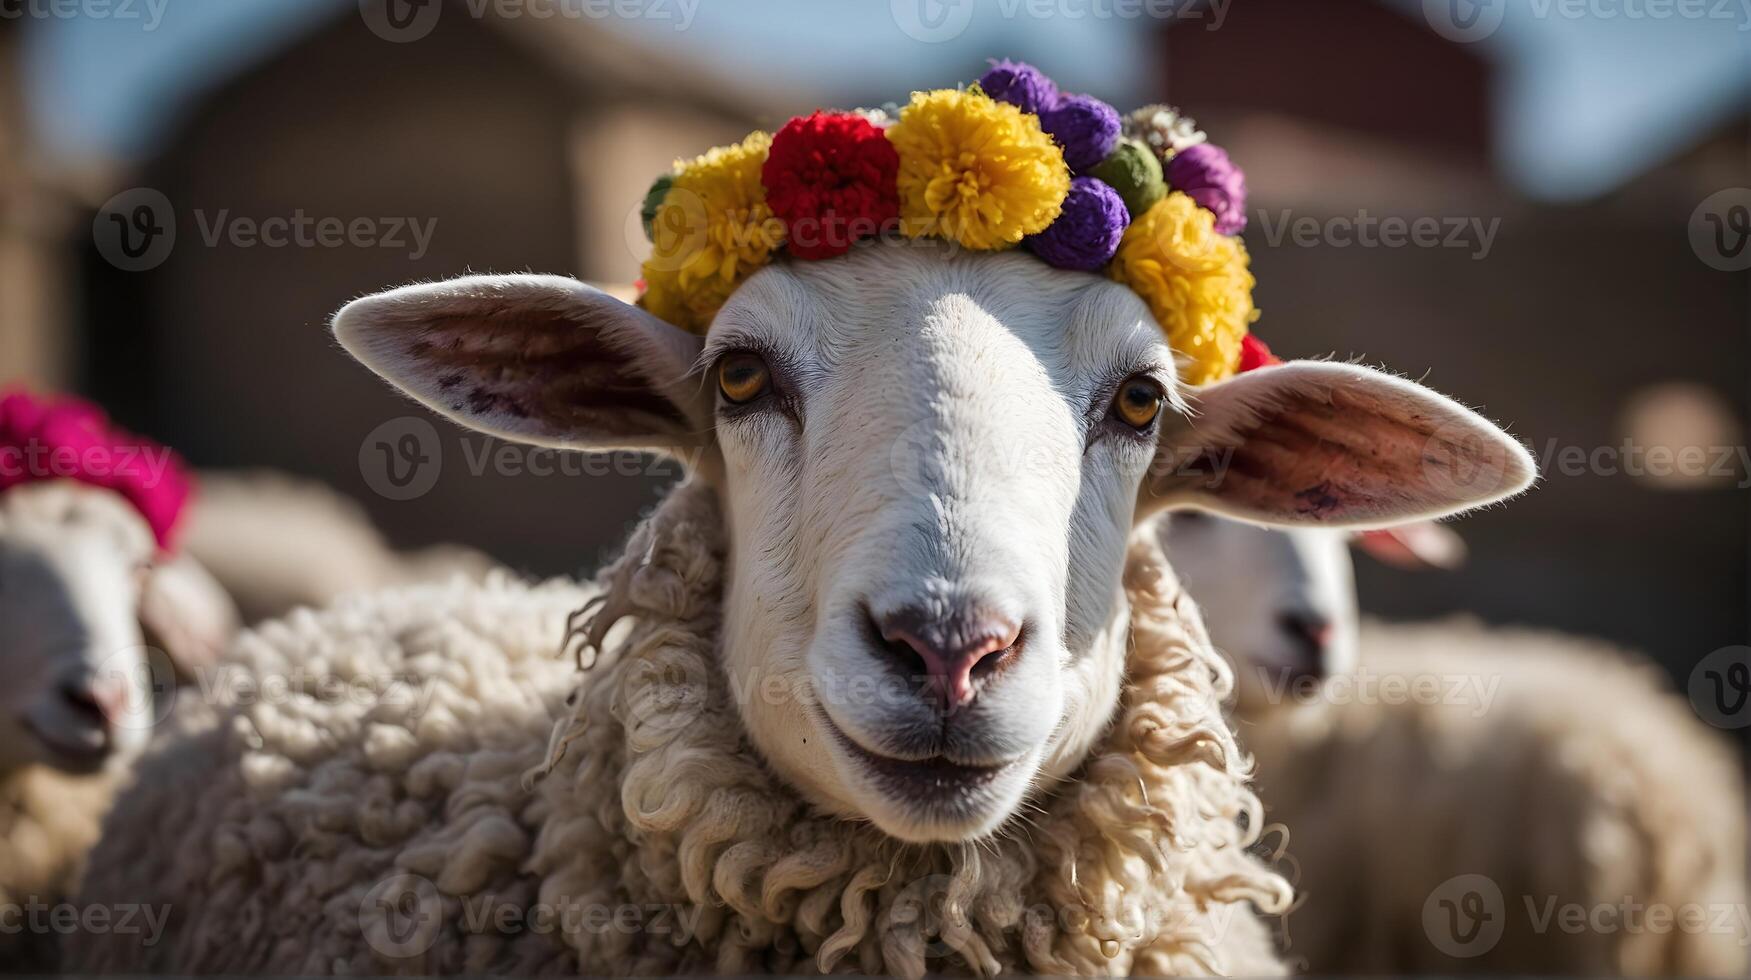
[1142,362,1535,527]
[332,274,711,461]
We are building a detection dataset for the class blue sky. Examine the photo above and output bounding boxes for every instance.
[20,0,1750,200]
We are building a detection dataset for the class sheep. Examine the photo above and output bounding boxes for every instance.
[0,481,236,970]
[183,469,496,623]
[71,243,1536,976]
[1159,514,1750,975]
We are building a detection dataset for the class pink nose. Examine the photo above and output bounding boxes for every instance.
[871,606,1022,709]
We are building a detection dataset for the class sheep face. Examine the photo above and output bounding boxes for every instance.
[1161,517,1359,711]
[1161,515,1469,713]
[0,484,158,775]
[333,242,1535,843]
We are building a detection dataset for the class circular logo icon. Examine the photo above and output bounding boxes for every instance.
[93,188,175,272]
[1420,421,1518,502]
[1689,188,1751,272]
[1689,646,1751,729]
[97,644,180,733]
[891,0,976,43]
[360,873,442,959]
[618,655,710,737]
[1422,873,1505,958]
[359,0,442,43]
[360,417,442,502]
[1422,0,1506,42]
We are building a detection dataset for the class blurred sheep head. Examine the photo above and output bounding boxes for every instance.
[1161,514,1464,712]
[0,482,237,775]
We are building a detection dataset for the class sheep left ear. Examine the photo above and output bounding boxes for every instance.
[139,553,240,680]
[332,274,711,461]
[1141,362,1535,527]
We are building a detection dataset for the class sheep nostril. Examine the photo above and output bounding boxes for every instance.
[866,603,1021,710]
[1278,611,1334,661]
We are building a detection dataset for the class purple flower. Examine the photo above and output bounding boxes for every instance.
[977,59,1060,115]
[1165,142,1248,234]
[1041,94,1121,173]
[1026,177,1129,272]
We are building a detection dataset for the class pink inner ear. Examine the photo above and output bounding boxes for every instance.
[408,308,690,441]
[1200,380,1524,524]
[1218,386,1434,519]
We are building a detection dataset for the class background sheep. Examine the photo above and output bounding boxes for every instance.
[183,469,496,624]
[1160,514,1749,975]
[0,481,236,970]
[75,252,1532,975]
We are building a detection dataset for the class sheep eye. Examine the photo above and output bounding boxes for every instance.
[1111,376,1165,429]
[717,353,771,405]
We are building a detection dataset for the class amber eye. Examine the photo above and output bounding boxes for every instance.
[717,352,771,404]
[1112,377,1166,429]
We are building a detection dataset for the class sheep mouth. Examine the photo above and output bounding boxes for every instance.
[818,710,1022,805]
[21,715,111,772]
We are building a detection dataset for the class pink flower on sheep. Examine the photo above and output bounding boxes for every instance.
[0,388,194,551]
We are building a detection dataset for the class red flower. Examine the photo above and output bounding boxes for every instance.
[763,111,900,260]
[1237,333,1282,373]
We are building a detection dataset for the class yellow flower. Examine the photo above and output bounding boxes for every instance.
[886,88,1069,250]
[1109,192,1259,385]
[639,132,785,332]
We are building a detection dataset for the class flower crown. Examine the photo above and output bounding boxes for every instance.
[0,388,194,550]
[637,59,1275,385]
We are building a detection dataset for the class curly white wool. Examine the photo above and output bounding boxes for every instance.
[72,483,1290,976]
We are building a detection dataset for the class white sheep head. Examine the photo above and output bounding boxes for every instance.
[1161,515,1467,712]
[334,241,1533,843]
[0,481,236,776]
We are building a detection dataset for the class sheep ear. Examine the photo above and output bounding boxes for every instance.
[139,553,240,681]
[332,274,710,459]
[1352,521,1468,570]
[1142,362,1535,527]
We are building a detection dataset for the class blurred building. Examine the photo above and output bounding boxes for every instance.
[0,17,75,389]
[1159,0,1749,694]
[72,1,774,577]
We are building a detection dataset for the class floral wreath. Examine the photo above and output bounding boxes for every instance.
[0,388,193,551]
[636,59,1279,386]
